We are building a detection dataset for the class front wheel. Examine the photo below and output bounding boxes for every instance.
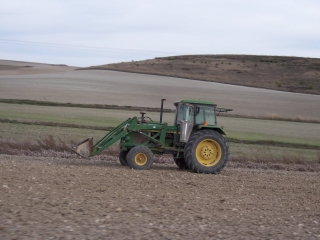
[127,146,154,170]
[184,130,230,174]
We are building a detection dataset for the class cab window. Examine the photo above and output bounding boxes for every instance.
[177,103,194,122]
[195,105,216,125]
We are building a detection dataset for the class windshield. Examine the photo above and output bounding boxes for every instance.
[195,105,216,125]
[177,103,194,122]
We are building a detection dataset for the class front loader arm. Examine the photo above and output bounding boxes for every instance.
[74,117,136,157]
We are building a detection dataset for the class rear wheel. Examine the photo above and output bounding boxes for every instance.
[127,146,154,170]
[119,150,128,166]
[185,130,229,174]
[173,157,189,170]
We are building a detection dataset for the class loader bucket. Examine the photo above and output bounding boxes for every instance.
[73,137,93,157]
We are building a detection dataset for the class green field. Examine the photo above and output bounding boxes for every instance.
[0,122,106,142]
[0,103,174,128]
[1,102,319,161]
[1,103,319,145]
[218,117,320,146]
[1,122,318,162]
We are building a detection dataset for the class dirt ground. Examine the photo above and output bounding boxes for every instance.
[1,154,319,239]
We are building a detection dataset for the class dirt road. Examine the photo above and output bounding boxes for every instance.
[1,155,319,239]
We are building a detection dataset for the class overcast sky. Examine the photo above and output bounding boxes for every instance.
[1,0,319,67]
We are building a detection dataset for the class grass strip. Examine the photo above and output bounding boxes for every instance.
[0,99,174,113]
[1,118,319,150]
[1,99,319,123]
[226,137,320,150]
[0,118,113,131]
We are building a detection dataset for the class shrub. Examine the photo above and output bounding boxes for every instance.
[0,135,71,154]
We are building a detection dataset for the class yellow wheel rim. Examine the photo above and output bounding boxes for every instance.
[196,139,222,166]
[135,153,148,166]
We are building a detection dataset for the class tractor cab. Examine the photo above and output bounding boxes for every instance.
[174,100,229,143]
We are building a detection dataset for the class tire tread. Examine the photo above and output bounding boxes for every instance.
[127,146,154,170]
[184,130,230,174]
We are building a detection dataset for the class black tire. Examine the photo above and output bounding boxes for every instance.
[127,146,154,170]
[184,130,230,174]
[173,158,189,170]
[119,150,128,166]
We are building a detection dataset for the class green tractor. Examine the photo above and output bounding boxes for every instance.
[74,99,232,174]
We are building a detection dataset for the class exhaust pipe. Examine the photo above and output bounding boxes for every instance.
[160,99,166,123]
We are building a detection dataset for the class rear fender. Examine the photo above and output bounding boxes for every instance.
[196,126,227,135]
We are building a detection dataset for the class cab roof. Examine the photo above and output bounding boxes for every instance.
[174,99,216,106]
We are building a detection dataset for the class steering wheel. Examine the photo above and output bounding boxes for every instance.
[139,111,153,123]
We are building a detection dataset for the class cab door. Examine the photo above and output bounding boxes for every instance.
[176,103,194,142]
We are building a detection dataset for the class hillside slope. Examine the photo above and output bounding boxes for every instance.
[0,60,76,76]
[85,55,320,95]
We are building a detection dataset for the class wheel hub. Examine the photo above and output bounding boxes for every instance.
[135,153,147,166]
[200,146,214,159]
[196,139,222,166]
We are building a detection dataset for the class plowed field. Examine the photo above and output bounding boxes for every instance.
[1,155,319,239]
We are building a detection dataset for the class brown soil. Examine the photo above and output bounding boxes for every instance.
[0,60,76,76]
[1,154,319,239]
[87,55,320,95]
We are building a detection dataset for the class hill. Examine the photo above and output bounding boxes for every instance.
[84,55,320,95]
[0,59,76,76]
